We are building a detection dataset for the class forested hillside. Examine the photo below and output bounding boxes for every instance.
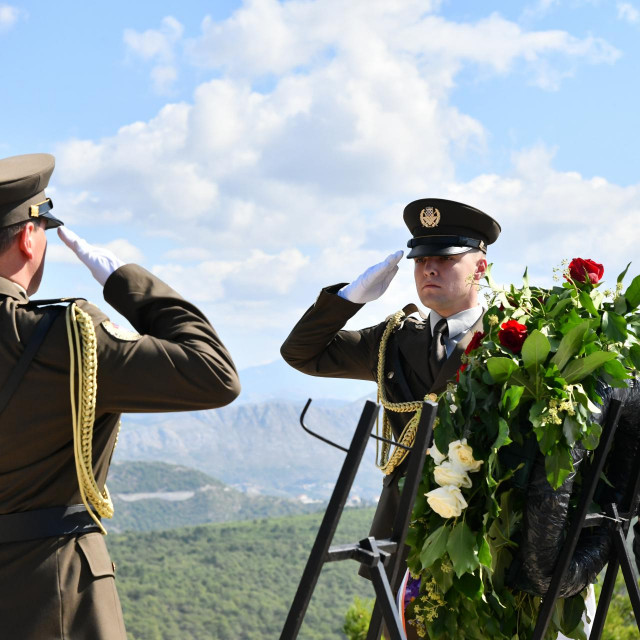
[107,508,377,639]
[107,461,322,533]
[107,507,640,640]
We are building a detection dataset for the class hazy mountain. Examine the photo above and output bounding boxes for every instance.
[113,396,384,502]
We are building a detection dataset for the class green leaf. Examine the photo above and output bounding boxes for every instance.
[562,415,581,447]
[582,421,602,450]
[522,266,530,288]
[603,358,630,381]
[484,263,499,291]
[492,417,512,450]
[430,558,454,594]
[563,351,617,383]
[560,593,587,635]
[572,385,602,415]
[509,370,538,398]
[537,423,560,455]
[501,386,524,414]
[629,344,640,370]
[625,274,640,310]
[602,311,628,342]
[579,289,598,315]
[545,446,574,489]
[521,329,551,371]
[614,295,628,315]
[528,399,546,429]
[486,357,518,383]
[478,535,492,568]
[434,405,457,457]
[420,525,450,570]
[454,571,483,600]
[547,297,574,319]
[550,321,589,370]
[617,261,631,284]
[446,521,480,578]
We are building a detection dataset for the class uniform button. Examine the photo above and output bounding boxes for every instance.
[387,371,394,379]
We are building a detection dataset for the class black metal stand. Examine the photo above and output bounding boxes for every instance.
[280,399,438,640]
[532,398,640,639]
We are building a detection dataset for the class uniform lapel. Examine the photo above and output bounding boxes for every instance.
[431,314,485,392]
[395,321,434,394]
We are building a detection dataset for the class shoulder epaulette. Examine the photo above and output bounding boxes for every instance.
[24,297,86,308]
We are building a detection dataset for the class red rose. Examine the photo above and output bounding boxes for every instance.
[464,331,485,355]
[498,320,528,353]
[568,258,604,284]
[456,363,467,382]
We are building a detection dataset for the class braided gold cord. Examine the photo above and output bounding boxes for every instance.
[66,303,118,534]
[375,310,431,475]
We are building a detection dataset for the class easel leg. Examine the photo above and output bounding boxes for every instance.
[612,525,640,632]
[368,556,407,640]
[279,401,378,640]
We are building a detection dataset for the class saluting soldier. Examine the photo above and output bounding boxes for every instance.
[281,198,499,638]
[0,153,241,639]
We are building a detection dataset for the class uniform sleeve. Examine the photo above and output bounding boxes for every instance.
[88,264,240,413]
[280,284,385,382]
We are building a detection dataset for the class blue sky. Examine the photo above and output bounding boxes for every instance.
[2,0,639,372]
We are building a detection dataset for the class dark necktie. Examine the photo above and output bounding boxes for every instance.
[429,318,449,380]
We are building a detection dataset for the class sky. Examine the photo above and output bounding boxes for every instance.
[2,0,639,371]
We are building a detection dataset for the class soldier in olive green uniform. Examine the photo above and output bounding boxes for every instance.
[281,199,500,637]
[0,153,241,639]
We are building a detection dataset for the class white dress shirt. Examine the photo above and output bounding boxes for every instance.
[429,305,484,357]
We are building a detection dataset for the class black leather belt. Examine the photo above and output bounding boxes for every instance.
[0,505,102,544]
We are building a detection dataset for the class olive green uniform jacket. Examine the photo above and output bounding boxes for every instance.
[0,264,240,640]
[280,284,483,547]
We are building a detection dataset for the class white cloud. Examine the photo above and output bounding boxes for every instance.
[47,237,143,265]
[0,4,19,31]
[49,2,633,366]
[124,15,183,60]
[186,2,619,91]
[617,2,640,23]
[152,247,309,302]
[446,146,640,287]
[124,16,184,93]
[101,239,144,263]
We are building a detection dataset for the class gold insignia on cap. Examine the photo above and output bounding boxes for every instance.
[101,320,141,342]
[420,207,440,228]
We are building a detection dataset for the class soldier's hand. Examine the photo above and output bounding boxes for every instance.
[338,250,403,304]
[58,227,125,286]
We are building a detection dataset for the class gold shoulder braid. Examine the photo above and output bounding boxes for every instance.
[65,303,119,534]
[376,309,435,475]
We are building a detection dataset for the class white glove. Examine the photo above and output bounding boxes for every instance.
[338,250,404,304]
[58,227,125,286]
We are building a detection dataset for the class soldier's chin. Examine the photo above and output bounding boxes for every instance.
[417,288,440,307]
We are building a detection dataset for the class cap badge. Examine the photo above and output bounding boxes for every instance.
[420,206,440,228]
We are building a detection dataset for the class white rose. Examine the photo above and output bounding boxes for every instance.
[427,444,447,465]
[433,461,472,488]
[425,485,468,519]
[448,439,483,473]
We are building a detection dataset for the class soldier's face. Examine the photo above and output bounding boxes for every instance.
[413,251,486,317]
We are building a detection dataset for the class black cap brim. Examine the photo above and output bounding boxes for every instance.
[407,244,475,258]
[41,212,64,229]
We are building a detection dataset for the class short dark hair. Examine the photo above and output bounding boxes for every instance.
[0,219,43,256]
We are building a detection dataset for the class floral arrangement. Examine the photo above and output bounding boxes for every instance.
[404,258,640,639]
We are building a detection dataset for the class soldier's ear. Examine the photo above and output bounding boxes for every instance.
[474,256,487,281]
[17,222,37,260]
